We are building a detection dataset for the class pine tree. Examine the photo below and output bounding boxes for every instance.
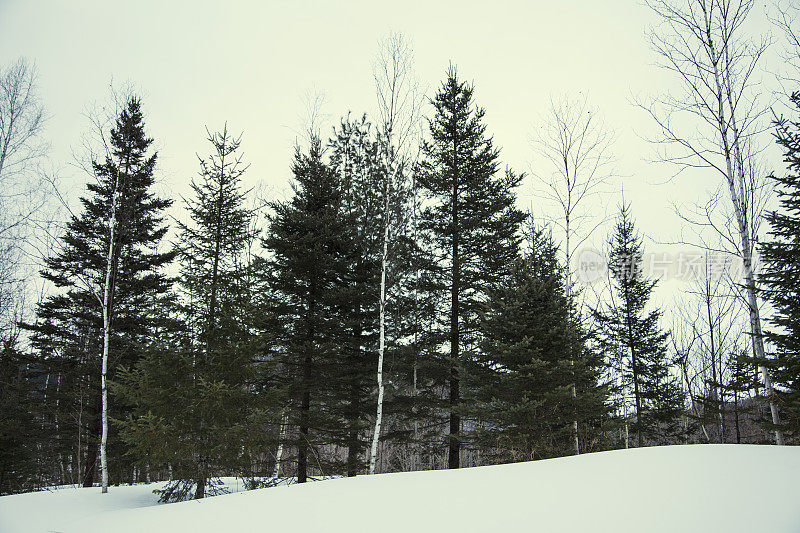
[328,114,385,476]
[263,138,354,482]
[759,91,800,440]
[417,66,525,468]
[471,224,608,461]
[117,126,260,500]
[594,204,684,446]
[24,97,173,488]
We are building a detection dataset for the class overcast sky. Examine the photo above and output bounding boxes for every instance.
[0,0,787,307]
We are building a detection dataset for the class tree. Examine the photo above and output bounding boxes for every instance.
[328,114,385,476]
[0,334,40,494]
[369,31,420,475]
[418,66,525,468]
[118,125,261,500]
[25,97,173,491]
[0,58,47,342]
[264,138,353,482]
[472,224,608,461]
[770,1,800,90]
[673,255,750,444]
[641,0,783,444]
[531,94,615,453]
[759,92,800,440]
[594,204,684,446]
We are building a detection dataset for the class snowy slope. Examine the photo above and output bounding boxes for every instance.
[2,445,799,533]
[0,477,257,533]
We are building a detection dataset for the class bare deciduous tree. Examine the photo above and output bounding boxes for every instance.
[369,31,421,475]
[770,1,800,89]
[640,0,783,444]
[0,58,47,339]
[531,94,615,454]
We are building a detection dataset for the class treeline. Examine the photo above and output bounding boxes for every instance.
[0,68,676,499]
[3,7,800,498]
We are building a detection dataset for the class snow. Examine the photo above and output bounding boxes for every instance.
[2,445,799,533]
[0,477,258,533]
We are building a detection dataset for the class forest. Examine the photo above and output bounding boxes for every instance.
[1,0,800,505]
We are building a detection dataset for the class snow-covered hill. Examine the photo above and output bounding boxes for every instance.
[2,445,798,533]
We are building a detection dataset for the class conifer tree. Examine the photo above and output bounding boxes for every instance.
[263,138,354,482]
[328,114,385,476]
[25,97,173,488]
[759,91,800,440]
[471,224,608,461]
[594,204,684,446]
[117,126,260,500]
[417,66,525,468]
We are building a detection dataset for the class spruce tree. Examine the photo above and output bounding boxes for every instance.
[471,224,608,461]
[24,97,173,487]
[263,138,354,482]
[117,126,260,500]
[330,116,407,475]
[759,91,800,440]
[417,66,525,468]
[594,204,684,446]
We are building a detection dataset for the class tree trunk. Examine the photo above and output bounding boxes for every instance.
[347,373,360,477]
[707,34,783,445]
[563,216,580,455]
[623,282,644,447]
[369,177,390,475]
[195,476,205,499]
[704,275,722,443]
[298,354,311,483]
[734,388,741,444]
[448,143,460,470]
[273,412,287,478]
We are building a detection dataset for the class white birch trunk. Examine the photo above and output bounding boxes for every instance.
[706,39,783,445]
[369,177,390,475]
[100,185,119,494]
[273,412,287,478]
[565,216,580,455]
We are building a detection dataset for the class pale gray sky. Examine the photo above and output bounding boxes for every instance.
[0,0,787,308]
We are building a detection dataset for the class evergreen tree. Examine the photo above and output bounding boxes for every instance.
[417,66,525,468]
[24,97,173,487]
[471,225,608,461]
[117,126,261,500]
[263,138,354,482]
[594,204,684,446]
[759,91,800,440]
[327,114,385,476]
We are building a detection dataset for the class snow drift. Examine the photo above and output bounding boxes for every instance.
[2,445,798,533]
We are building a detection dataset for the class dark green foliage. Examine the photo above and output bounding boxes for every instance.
[594,204,684,446]
[417,65,526,468]
[0,337,41,494]
[263,138,357,482]
[23,97,174,487]
[760,91,800,440]
[327,114,385,476]
[471,225,608,461]
[117,126,262,501]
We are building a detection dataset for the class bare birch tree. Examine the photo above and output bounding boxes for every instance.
[369,32,421,474]
[769,1,800,89]
[531,94,615,453]
[641,0,784,444]
[0,58,47,339]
